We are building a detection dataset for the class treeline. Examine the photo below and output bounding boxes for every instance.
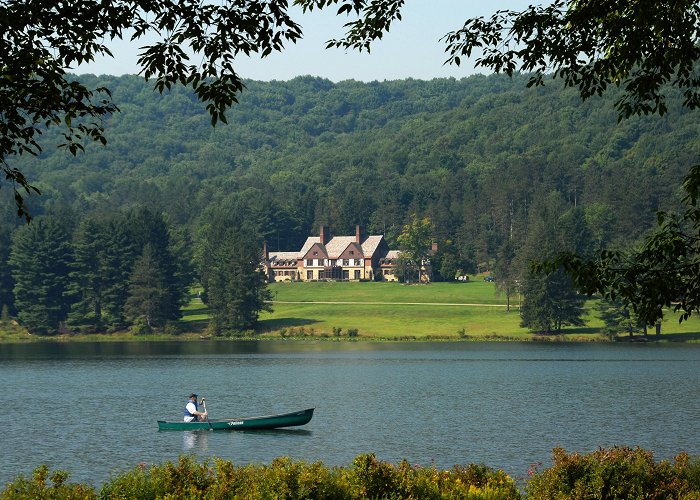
[0,73,697,334]
[0,205,268,336]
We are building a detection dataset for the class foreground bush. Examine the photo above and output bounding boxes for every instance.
[2,449,698,499]
[527,447,700,499]
[0,465,96,500]
[99,454,518,499]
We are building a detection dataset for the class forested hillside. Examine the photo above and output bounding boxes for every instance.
[1,73,698,334]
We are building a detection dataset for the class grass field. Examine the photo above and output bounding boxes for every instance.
[4,281,700,342]
[249,281,700,341]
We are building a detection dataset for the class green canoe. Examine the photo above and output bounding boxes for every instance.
[157,408,314,431]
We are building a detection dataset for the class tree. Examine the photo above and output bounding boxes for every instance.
[1,0,303,219]
[66,217,109,332]
[519,192,587,333]
[99,215,139,329]
[494,239,519,313]
[126,207,188,322]
[520,266,586,334]
[195,210,272,335]
[9,216,73,334]
[0,224,15,316]
[596,297,640,339]
[124,244,170,329]
[396,214,433,283]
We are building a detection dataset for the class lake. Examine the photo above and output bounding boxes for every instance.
[1,340,699,487]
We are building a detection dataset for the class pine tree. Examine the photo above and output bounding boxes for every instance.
[125,207,187,322]
[196,211,271,335]
[519,193,587,334]
[100,216,138,329]
[520,267,586,334]
[597,298,640,339]
[124,244,169,329]
[494,239,519,313]
[0,224,15,316]
[9,217,73,335]
[66,218,107,332]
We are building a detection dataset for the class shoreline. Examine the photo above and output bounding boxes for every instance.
[0,330,696,344]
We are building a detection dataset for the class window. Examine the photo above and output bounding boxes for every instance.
[307,270,313,280]
[350,250,354,255]
[343,259,349,266]
[306,259,313,266]
[354,270,361,279]
[355,259,362,266]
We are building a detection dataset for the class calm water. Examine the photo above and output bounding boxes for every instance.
[1,341,699,487]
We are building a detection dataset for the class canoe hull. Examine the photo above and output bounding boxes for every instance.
[157,408,314,431]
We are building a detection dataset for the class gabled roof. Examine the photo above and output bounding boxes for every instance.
[325,236,356,258]
[298,234,387,259]
[361,235,384,257]
[299,237,320,256]
[269,251,299,261]
[302,242,329,260]
[384,250,401,259]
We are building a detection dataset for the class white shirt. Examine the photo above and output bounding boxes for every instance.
[184,401,197,422]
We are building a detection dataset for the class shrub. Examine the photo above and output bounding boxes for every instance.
[0,465,97,499]
[526,447,700,499]
[130,322,152,336]
[5,451,697,499]
[347,328,358,337]
[96,454,518,499]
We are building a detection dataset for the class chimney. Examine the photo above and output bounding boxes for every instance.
[355,225,365,243]
[320,225,330,245]
[431,241,438,253]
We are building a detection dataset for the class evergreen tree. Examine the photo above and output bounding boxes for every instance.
[196,211,272,335]
[519,192,587,333]
[124,244,170,329]
[66,218,108,332]
[100,216,139,329]
[9,217,73,335]
[126,207,187,322]
[494,239,519,313]
[520,267,586,334]
[0,224,15,316]
[596,298,639,339]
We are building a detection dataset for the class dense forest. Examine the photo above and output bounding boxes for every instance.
[0,73,698,335]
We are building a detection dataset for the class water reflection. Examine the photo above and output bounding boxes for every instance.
[182,431,209,452]
[0,339,377,359]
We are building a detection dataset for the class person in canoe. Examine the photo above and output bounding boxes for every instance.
[184,393,208,422]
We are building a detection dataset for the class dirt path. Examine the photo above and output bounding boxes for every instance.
[271,300,518,307]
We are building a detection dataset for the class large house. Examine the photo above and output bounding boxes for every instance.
[263,225,404,282]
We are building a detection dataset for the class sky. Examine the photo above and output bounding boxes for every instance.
[76,1,538,82]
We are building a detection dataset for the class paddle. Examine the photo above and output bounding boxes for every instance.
[201,397,213,430]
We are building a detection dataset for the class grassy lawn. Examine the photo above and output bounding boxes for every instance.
[4,281,700,342]
[258,302,528,339]
[253,281,700,341]
[269,280,512,305]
